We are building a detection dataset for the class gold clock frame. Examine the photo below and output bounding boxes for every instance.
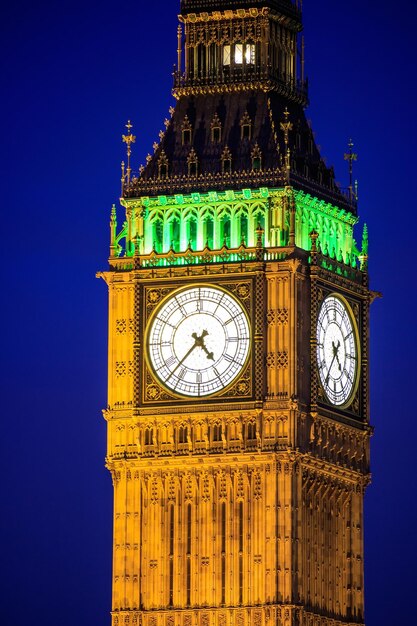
[140,275,262,407]
[144,283,252,400]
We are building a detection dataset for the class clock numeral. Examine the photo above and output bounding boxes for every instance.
[227,337,239,342]
[166,355,177,368]
[223,354,234,363]
[196,372,202,384]
[178,367,186,380]
[175,297,187,318]
[224,318,233,325]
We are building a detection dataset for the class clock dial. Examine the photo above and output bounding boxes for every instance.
[147,286,250,397]
[316,295,359,406]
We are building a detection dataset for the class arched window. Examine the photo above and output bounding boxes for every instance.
[240,111,252,140]
[145,428,154,446]
[251,143,262,171]
[182,115,192,145]
[211,113,222,143]
[158,150,168,179]
[179,426,188,444]
[187,148,198,176]
[247,422,256,441]
[221,146,232,174]
[213,424,222,442]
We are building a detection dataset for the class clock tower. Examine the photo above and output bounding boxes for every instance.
[98,2,372,626]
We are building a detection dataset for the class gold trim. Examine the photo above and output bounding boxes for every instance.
[144,283,252,400]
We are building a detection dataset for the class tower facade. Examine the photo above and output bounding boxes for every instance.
[99,2,372,626]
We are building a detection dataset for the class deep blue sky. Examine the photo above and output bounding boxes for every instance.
[1,1,416,624]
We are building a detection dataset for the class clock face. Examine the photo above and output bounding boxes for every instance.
[146,285,251,397]
[316,295,359,407]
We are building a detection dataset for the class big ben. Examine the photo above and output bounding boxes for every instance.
[98,1,372,625]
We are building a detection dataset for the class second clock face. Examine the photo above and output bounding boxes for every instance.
[316,294,359,407]
[147,285,251,397]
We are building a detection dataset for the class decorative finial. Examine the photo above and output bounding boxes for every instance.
[255,224,264,247]
[177,24,183,75]
[280,108,293,184]
[110,205,117,258]
[359,223,368,271]
[309,230,319,265]
[344,139,358,205]
[122,120,136,190]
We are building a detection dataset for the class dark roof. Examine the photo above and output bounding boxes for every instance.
[125,91,356,214]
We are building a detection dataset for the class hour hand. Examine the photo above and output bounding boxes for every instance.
[192,330,214,360]
[202,345,215,361]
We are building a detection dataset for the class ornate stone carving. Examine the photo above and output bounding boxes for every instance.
[267,308,289,325]
[266,351,288,369]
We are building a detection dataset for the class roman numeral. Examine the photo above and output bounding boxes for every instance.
[166,355,177,368]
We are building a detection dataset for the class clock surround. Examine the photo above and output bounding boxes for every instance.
[145,284,251,398]
[316,293,360,408]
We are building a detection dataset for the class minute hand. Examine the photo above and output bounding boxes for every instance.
[166,341,199,382]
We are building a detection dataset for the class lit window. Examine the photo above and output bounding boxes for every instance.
[223,45,231,66]
[245,44,255,65]
[235,44,243,64]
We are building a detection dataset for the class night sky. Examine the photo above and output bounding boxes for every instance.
[1,1,416,625]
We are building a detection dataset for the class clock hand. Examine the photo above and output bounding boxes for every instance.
[334,340,342,371]
[191,330,215,361]
[166,338,200,382]
[325,353,337,384]
[166,330,215,382]
[325,340,341,383]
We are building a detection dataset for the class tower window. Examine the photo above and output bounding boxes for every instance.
[179,426,188,444]
[187,148,198,176]
[235,44,243,64]
[240,111,252,140]
[213,424,222,442]
[145,428,154,446]
[245,44,255,65]
[183,128,191,145]
[182,115,192,145]
[212,126,221,143]
[221,146,232,174]
[247,422,256,441]
[223,43,255,66]
[159,163,167,178]
[223,45,231,66]
[251,143,262,171]
[189,161,197,176]
[242,124,251,140]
